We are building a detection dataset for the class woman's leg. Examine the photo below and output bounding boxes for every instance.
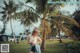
[30,45,35,53]
[30,51,34,53]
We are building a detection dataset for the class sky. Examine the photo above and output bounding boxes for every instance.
[0,0,78,36]
[61,5,77,13]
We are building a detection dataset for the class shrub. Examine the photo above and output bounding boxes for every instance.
[65,42,80,53]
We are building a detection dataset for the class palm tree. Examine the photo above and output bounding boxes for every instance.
[12,0,40,26]
[25,0,65,51]
[15,0,80,51]
[11,0,49,51]
[19,33,23,43]
[8,0,40,44]
[49,11,80,43]
[0,0,17,43]
[10,0,79,51]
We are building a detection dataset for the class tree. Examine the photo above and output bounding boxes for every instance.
[25,0,65,51]
[0,0,17,43]
[71,10,80,40]
[49,10,80,42]
[14,0,80,51]
[19,33,23,43]
[32,0,50,51]
[40,18,51,50]
[12,0,40,26]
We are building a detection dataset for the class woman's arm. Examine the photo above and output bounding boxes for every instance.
[37,36,42,44]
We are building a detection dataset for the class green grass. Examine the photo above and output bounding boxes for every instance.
[0,39,73,53]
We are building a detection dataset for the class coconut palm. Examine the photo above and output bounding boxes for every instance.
[13,0,49,50]
[20,10,39,26]
[10,0,79,51]
[25,0,66,51]
[0,0,17,42]
[49,10,80,43]
[7,0,40,44]
[16,0,79,51]
[19,32,23,43]
[12,0,40,26]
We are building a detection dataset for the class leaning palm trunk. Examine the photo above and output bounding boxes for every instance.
[41,13,46,51]
[41,29,46,51]
[58,28,62,43]
[19,35,22,43]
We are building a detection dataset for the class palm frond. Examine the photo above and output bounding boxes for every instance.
[3,1,8,7]
[2,14,7,20]
[60,23,73,36]
[0,0,18,21]
[0,6,7,11]
[51,19,72,36]
[13,9,39,26]
[40,19,51,35]
[50,13,80,27]
[0,11,6,14]
[61,15,80,27]
[26,0,32,3]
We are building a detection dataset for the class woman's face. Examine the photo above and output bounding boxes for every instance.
[33,30,39,36]
[32,28,39,36]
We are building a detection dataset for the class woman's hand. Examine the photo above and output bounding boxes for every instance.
[31,42,36,45]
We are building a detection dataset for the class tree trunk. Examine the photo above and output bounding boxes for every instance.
[58,28,62,43]
[10,19,13,35]
[41,29,46,51]
[19,35,22,43]
[41,9,48,51]
[58,33,62,43]
[10,19,16,43]
[41,12,47,51]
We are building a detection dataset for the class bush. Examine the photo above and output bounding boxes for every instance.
[65,42,80,53]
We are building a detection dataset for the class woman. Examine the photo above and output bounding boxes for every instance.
[27,28,42,53]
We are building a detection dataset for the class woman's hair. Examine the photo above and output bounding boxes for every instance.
[32,30,35,35]
[32,28,39,36]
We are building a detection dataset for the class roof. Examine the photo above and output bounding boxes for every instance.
[0,35,20,37]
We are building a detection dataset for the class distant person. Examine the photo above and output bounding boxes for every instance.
[27,28,42,53]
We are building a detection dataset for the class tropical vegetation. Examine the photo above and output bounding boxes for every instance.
[0,0,80,52]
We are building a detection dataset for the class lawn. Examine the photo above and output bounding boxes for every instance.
[0,39,73,53]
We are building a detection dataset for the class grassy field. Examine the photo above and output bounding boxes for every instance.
[0,39,73,53]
